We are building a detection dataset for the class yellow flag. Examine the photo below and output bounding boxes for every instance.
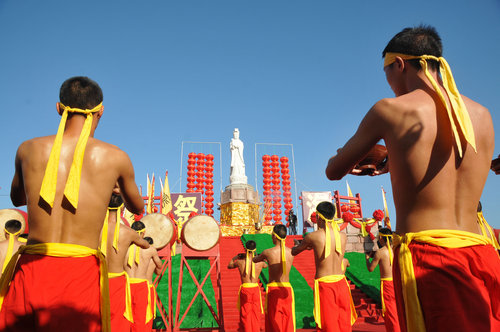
[122,207,135,226]
[147,173,155,214]
[346,181,356,204]
[161,171,173,215]
[381,186,392,229]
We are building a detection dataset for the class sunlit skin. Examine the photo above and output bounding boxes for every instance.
[228,251,267,284]
[123,231,162,280]
[253,235,294,283]
[365,235,392,279]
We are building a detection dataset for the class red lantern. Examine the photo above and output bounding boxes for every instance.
[373,209,384,222]
[350,205,360,213]
[341,205,349,213]
[262,155,271,161]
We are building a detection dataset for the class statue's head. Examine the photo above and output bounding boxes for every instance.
[233,128,240,139]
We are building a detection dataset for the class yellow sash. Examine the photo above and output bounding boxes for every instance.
[130,278,153,323]
[148,282,157,321]
[380,233,394,265]
[265,281,295,331]
[393,230,492,332]
[245,249,256,279]
[380,277,393,317]
[1,229,21,273]
[108,271,134,322]
[0,243,110,332]
[237,283,264,314]
[313,275,357,329]
[384,53,475,158]
[99,205,124,258]
[316,212,342,258]
[477,212,500,250]
[272,231,287,275]
[112,204,123,252]
[39,102,103,209]
[127,229,145,267]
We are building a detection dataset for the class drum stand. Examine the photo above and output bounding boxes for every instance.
[173,244,224,331]
[153,244,173,332]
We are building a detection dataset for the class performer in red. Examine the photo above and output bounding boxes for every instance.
[228,240,267,332]
[365,228,400,332]
[293,202,357,331]
[254,224,295,332]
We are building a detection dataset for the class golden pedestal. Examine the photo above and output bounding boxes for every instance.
[220,202,259,226]
[220,225,274,237]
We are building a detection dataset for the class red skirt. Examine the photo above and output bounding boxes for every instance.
[380,278,400,332]
[265,282,295,332]
[238,283,263,332]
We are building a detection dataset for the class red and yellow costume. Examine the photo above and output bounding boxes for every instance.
[130,278,154,332]
[393,230,500,332]
[238,283,263,332]
[108,271,133,331]
[265,281,295,332]
[313,275,357,332]
[380,277,399,332]
[0,243,110,332]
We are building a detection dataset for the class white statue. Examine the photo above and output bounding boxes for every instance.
[230,128,247,184]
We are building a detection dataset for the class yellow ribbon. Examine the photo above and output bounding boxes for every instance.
[18,237,27,243]
[108,271,134,323]
[316,212,342,258]
[130,278,153,324]
[99,210,110,258]
[477,212,500,250]
[393,230,491,332]
[380,277,393,317]
[353,218,377,238]
[380,233,394,265]
[0,243,110,332]
[272,231,287,275]
[39,102,103,209]
[384,53,476,158]
[2,229,21,273]
[127,229,145,267]
[237,283,264,314]
[265,281,296,331]
[110,204,123,252]
[245,249,256,279]
[149,282,157,321]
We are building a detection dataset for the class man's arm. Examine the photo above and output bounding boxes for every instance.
[365,250,381,272]
[152,250,163,275]
[253,250,267,263]
[131,231,150,249]
[326,101,389,180]
[117,151,144,214]
[227,255,242,269]
[10,144,26,206]
[291,234,312,256]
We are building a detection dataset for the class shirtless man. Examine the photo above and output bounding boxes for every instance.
[292,201,356,332]
[125,221,162,332]
[5,76,144,332]
[365,228,400,332]
[253,224,295,332]
[0,220,24,275]
[325,26,500,331]
[228,240,267,332]
[103,193,150,331]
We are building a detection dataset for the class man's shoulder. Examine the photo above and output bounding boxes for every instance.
[17,135,54,154]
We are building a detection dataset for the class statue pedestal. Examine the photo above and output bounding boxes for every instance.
[220,184,260,229]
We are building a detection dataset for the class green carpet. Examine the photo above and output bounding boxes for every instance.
[241,234,316,329]
[152,255,219,329]
[345,252,381,304]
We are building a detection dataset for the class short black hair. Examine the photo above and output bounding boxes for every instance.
[245,240,256,251]
[59,76,103,110]
[379,227,393,244]
[382,25,442,71]
[144,236,154,245]
[108,193,124,208]
[19,233,28,239]
[316,201,335,220]
[273,224,287,239]
[4,219,22,234]
[131,221,146,232]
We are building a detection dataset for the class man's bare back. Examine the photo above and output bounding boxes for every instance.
[228,253,267,284]
[125,244,162,280]
[254,244,293,283]
[366,246,392,279]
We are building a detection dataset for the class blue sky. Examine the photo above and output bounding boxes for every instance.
[1,1,499,229]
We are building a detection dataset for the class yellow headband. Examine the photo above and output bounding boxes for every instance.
[2,229,22,273]
[316,211,342,258]
[39,102,103,209]
[379,233,393,265]
[109,204,124,252]
[384,52,476,158]
[127,228,146,267]
[272,231,287,275]
[245,248,256,279]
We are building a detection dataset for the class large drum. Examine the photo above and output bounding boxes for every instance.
[181,215,220,251]
[141,213,176,250]
[0,209,27,241]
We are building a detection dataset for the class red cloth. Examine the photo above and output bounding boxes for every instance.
[381,279,400,332]
[393,242,500,332]
[266,285,294,332]
[0,254,101,332]
[239,285,263,332]
[130,279,149,332]
[315,279,352,332]
[109,274,132,331]
[146,284,155,331]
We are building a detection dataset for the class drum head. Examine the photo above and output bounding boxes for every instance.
[0,209,26,241]
[141,213,175,249]
[182,215,220,251]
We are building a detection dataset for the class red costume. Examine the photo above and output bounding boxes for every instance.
[130,278,152,332]
[238,283,263,332]
[380,278,400,332]
[109,272,133,331]
[265,282,295,332]
[393,230,500,332]
[0,252,103,332]
[314,275,357,332]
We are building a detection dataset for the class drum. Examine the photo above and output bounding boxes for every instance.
[141,213,176,250]
[0,209,27,241]
[181,215,220,251]
[353,144,388,175]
